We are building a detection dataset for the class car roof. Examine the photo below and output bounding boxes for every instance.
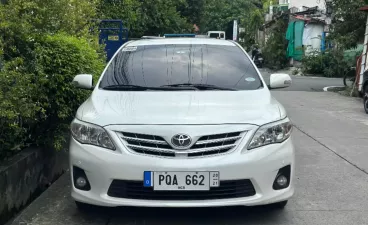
[126,38,236,47]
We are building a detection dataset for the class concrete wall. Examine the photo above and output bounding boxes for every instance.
[288,0,325,11]
[0,145,69,224]
[303,23,325,56]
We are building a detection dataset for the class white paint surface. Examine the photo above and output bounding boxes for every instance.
[285,0,325,10]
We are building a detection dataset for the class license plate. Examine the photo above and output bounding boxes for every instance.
[143,171,220,191]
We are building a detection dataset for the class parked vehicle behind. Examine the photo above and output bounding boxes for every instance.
[251,46,264,68]
[70,38,294,211]
[207,31,226,40]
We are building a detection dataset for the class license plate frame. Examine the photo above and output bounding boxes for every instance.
[143,171,220,191]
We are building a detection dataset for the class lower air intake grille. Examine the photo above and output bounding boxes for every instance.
[107,179,256,200]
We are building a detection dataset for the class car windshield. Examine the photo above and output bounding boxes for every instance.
[99,44,263,91]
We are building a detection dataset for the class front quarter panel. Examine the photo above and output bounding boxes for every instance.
[271,97,287,119]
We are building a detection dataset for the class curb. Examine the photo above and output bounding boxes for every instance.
[323,86,345,92]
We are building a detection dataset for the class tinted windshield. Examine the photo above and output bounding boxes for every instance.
[99,44,263,91]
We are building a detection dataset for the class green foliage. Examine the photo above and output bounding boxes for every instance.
[301,49,355,77]
[0,0,101,62]
[241,8,264,47]
[0,0,99,37]
[0,34,104,158]
[330,0,366,49]
[262,19,289,70]
[97,0,191,37]
[32,34,104,147]
[96,0,266,39]
[0,0,105,159]
[177,0,205,26]
[97,0,141,36]
[136,0,191,36]
[0,60,42,158]
[202,0,260,32]
[200,0,265,48]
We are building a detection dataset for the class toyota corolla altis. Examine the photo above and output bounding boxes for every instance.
[69,38,295,210]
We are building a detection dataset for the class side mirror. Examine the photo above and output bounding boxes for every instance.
[72,74,93,90]
[269,73,292,89]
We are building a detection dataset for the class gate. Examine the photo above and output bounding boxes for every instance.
[98,19,129,61]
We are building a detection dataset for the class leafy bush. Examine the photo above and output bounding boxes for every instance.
[0,34,105,159]
[0,0,106,159]
[301,49,356,77]
[31,34,105,150]
[0,59,42,158]
[262,18,289,70]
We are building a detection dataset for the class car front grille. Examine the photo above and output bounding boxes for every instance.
[107,179,256,200]
[118,131,245,158]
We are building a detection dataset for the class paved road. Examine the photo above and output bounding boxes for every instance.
[259,68,344,92]
[10,92,368,225]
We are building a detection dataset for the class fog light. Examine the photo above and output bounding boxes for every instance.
[276,175,288,187]
[73,166,91,191]
[273,165,291,190]
[76,177,87,188]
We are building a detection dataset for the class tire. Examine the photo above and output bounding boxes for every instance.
[364,96,368,114]
[269,200,288,209]
[344,69,356,87]
[343,76,355,87]
[364,85,368,114]
[75,201,94,212]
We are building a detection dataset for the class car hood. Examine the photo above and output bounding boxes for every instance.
[76,89,284,126]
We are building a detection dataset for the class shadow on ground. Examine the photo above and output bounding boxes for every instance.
[84,204,288,225]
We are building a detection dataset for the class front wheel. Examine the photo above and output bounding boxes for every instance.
[343,76,355,88]
[269,200,288,209]
[75,201,94,212]
[343,69,356,88]
[364,85,368,114]
[364,95,368,114]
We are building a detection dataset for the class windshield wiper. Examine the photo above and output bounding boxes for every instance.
[161,83,237,91]
[102,84,196,91]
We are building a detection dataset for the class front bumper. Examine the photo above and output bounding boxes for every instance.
[69,133,295,207]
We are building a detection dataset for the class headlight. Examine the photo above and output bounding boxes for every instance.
[248,117,292,150]
[70,119,115,150]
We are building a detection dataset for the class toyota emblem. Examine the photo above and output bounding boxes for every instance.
[171,134,192,149]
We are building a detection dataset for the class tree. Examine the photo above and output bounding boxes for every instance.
[136,0,191,36]
[177,0,206,26]
[96,0,141,36]
[0,0,104,155]
[201,0,264,47]
[0,0,100,61]
[97,0,191,37]
[330,0,366,49]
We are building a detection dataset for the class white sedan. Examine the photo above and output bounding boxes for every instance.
[69,38,295,210]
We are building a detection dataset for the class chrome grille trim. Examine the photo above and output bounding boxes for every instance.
[195,136,241,145]
[121,136,168,145]
[127,144,237,154]
[127,145,175,154]
[119,131,246,158]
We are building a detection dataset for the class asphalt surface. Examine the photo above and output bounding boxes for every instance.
[9,74,368,225]
[259,68,344,92]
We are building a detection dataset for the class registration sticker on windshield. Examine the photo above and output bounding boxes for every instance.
[122,46,137,52]
[245,77,256,82]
